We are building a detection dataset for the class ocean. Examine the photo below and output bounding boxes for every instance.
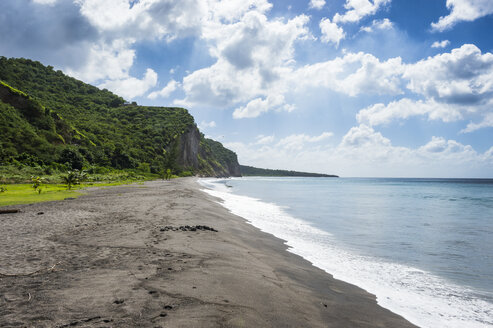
[199,177,493,328]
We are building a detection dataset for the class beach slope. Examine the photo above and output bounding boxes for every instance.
[0,179,416,327]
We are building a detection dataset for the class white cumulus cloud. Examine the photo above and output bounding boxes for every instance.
[431,40,451,48]
[309,0,326,10]
[179,10,310,111]
[233,95,293,119]
[360,18,394,32]
[354,45,493,128]
[291,52,404,97]
[461,112,493,133]
[334,0,391,24]
[432,0,493,31]
[99,68,158,99]
[148,80,181,99]
[199,121,217,129]
[356,98,463,126]
[320,18,345,46]
[403,44,493,105]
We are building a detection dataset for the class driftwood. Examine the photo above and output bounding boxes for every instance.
[0,261,62,277]
[0,209,20,214]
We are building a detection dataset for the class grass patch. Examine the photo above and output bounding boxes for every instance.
[0,184,82,207]
[0,180,146,207]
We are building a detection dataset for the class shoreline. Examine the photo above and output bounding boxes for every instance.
[0,178,416,327]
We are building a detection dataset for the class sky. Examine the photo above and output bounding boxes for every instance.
[1,0,493,177]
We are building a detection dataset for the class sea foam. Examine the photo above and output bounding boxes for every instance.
[199,178,493,328]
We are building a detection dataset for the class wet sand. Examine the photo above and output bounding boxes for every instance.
[0,178,417,327]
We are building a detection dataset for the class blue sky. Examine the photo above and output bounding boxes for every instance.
[1,0,493,177]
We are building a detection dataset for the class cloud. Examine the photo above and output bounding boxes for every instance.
[178,8,409,118]
[431,40,451,48]
[199,121,217,129]
[233,95,294,119]
[226,125,492,177]
[148,80,181,99]
[309,0,326,10]
[48,0,284,106]
[2,0,281,104]
[99,68,158,99]
[403,44,493,105]
[183,37,493,126]
[292,52,404,96]
[276,132,333,150]
[32,0,58,5]
[226,131,336,166]
[334,0,391,24]
[75,0,210,40]
[356,98,463,126]
[461,112,493,133]
[360,18,394,32]
[66,0,216,86]
[419,136,476,158]
[319,18,345,46]
[353,45,493,127]
[255,135,275,144]
[179,10,311,110]
[0,0,98,68]
[340,124,390,148]
[432,0,493,31]
[65,40,136,83]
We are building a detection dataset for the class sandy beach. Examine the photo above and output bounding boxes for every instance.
[0,178,417,327]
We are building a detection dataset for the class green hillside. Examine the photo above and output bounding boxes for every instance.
[0,57,240,181]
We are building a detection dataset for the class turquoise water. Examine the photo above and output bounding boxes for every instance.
[200,177,493,328]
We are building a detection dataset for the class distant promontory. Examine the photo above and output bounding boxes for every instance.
[240,165,338,177]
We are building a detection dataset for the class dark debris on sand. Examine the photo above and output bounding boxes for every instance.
[159,225,218,232]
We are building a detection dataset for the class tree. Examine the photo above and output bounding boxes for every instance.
[62,169,87,190]
[111,145,136,169]
[58,147,84,170]
[62,171,78,190]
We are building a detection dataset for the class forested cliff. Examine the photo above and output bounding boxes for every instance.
[0,57,240,177]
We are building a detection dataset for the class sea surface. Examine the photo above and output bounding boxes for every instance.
[199,177,493,328]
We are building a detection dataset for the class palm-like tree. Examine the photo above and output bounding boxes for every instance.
[62,171,78,190]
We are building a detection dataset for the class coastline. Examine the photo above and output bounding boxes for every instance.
[0,178,416,327]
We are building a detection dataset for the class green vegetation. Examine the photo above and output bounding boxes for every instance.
[0,57,240,180]
[239,165,338,177]
[0,161,159,185]
[31,176,43,192]
[0,180,147,207]
[62,171,77,190]
[0,183,83,206]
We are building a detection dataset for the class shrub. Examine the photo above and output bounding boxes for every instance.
[31,176,43,192]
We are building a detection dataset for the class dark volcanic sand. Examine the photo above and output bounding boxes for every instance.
[0,178,417,327]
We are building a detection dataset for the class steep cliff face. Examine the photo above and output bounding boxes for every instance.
[178,127,201,169]
[177,125,241,177]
